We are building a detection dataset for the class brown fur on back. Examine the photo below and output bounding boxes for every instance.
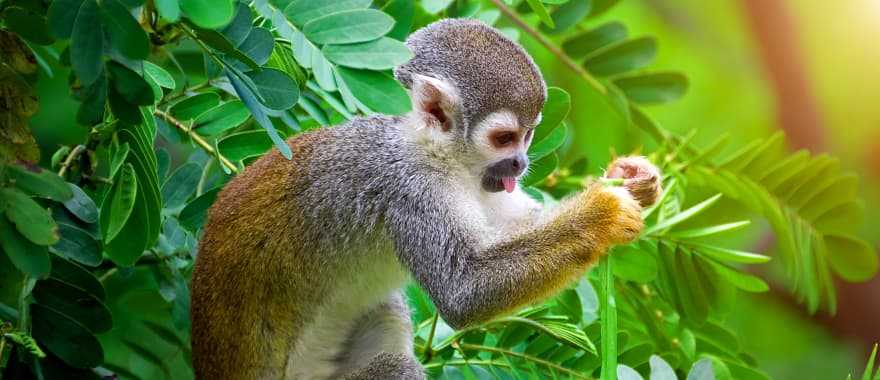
[191,130,330,379]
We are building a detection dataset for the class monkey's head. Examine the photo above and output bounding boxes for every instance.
[394,19,547,193]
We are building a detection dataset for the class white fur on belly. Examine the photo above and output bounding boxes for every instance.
[286,243,409,380]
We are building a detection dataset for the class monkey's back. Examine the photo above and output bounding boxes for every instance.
[190,116,417,379]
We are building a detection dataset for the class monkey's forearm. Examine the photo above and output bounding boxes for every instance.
[395,184,639,329]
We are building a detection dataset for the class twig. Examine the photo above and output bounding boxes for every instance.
[458,343,594,379]
[57,145,86,177]
[488,0,607,95]
[421,313,440,363]
[154,109,239,173]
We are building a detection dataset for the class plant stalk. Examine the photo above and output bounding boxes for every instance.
[154,109,239,173]
[488,0,607,95]
[599,256,618,380]
[57,145,86,177]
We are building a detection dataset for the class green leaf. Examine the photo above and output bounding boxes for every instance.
[76,69,108,125]
[220,2,253,46]
[30,304,103,368]
[108,62,155,106]
[99,0,150,60]
[382,0,414,41]
[49,256,105,298]
[303,9,395,45]
[534,87,571,142]
[32,278,113,333]
[48,0,85,38]
[226,68,292,159]
[62,183,98,224]
[706,260,769,292]
[108,85,143,124]
[420,0,453,14]
[218,130,275,162]
[814,202,865,235]
[143,61,176,89]
[611,244,657,283]
[525,0,554,28]
[554,288,583,324]
[238,27,275,66]
[613,72,688,104]
[0,217,51,278]
[162,162,202,211]
[179,187,221,232]
[6,164,73,202]
[323,37,413,70]
[563,22,628,59]
[861,344,878,380]
[180,0,234,29]
[195,101,251,136]
[649,355,676,380]
[666,221,751,239]
[155,0,180,22]
[825,235,878,282]
[170,92,221,120]
[52,222,102,267]
[528,122,566,161]
[691,243,771,264]
[101,163,138,243]
[544,0,591,34]
[245,68,300,110]
[335,67,410,115]
[583,37,657,77]
[283,0,372,26]
[2,7,54,45]
[521,153,558,187]
[617,364,644,380]
[687,358,715,380]
[70,0,104,85]
[1,188,59,245]
[192,27,260,69]
[645,193,722,235]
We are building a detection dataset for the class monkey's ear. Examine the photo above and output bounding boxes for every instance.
[410,74,458,132]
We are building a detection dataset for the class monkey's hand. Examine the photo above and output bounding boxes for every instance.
[605,156,663,208]
[584,184,644,247]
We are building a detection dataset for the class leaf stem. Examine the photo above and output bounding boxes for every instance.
[421,312,440,363]
[154,109,239,173]
[458,343,594,379]
[488,0,606,95]
[57,145,86,177]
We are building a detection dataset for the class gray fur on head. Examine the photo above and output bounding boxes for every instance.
[394,19,547,135]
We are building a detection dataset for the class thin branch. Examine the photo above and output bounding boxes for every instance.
[154,109,239,173]
[488,0,607,95]
[57,145,86,177]
[421,313,441,363]
[458,343,594,379]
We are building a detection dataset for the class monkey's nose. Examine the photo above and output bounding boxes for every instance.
[510,155,528,175]
[511,158,522,171]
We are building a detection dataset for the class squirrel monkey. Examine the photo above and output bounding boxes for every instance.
[190,19,661,379]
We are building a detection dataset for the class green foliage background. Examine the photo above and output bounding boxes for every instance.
[0,0,878,379]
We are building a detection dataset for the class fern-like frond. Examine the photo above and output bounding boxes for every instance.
[683,132,877,313]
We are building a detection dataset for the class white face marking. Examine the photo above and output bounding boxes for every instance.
[471,110,528,163]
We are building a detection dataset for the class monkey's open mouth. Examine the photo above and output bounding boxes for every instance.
[482,175,518,193]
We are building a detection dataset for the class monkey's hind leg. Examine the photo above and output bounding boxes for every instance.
[334,292,425,380]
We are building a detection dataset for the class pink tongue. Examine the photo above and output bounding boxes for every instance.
[502,177,516,193]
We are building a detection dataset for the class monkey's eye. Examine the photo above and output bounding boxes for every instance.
[493,131,517,147]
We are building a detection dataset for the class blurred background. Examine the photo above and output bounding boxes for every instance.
[27,0,879,378]
[532,0,880,378]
